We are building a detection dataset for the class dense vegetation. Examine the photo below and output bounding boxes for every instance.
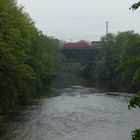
[0,0,61,117]
[80,31,140,93]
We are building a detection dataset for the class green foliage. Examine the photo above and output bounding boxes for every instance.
[131,1,140,10]
[93,31,140,92]
[132,129,140,140]
[95,33,120,86]
[128,96,140,109]
[0,0,61,115]
[79,31,140,92]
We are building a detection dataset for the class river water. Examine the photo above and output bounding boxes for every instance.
[1,85,140,140]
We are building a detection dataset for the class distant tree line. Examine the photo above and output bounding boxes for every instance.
[0,0,61,117]
[80,31,140,93]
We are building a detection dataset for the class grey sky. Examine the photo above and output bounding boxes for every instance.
[17,0,140,41]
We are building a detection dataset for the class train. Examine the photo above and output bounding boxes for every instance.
[63,41,101,48]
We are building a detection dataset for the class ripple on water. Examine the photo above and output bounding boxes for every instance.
[1,86,140,140]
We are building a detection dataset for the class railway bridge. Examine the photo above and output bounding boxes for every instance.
[61,41,100,64]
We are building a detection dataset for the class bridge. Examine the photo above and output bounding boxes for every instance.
[61,41,100,64]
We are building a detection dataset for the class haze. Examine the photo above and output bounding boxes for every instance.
[17,0,140,41]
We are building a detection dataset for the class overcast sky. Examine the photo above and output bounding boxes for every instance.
[17,0,140,41]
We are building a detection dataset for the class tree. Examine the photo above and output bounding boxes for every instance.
[0,0,62,116]
[94,32,140,92]
[95,33,120,88]
[131,1,140,10]
[79,31,140,93]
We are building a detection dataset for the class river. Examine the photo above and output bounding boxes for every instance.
[0,85,140,140]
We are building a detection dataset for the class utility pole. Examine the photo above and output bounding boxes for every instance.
[106,21,109,36]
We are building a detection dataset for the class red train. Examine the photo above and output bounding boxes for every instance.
[64,41,91,47]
